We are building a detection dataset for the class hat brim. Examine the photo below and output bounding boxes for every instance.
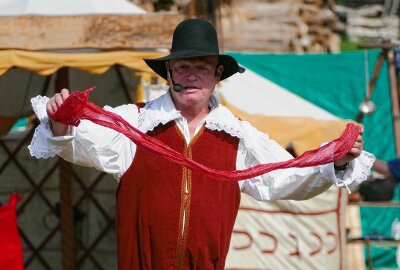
[144,50,245,81]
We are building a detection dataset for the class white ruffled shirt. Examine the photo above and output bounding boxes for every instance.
[28,92,375,201]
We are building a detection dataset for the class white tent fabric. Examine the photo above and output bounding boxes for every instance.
[0,0,146,16]
[217,67,339,120]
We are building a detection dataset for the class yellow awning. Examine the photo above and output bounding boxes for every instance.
[0,49,166,76]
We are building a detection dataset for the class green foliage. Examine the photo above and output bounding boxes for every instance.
[341,34,361,51]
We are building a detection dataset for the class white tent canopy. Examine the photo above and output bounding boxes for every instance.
[0,0,146,16]
[217,68,338,120]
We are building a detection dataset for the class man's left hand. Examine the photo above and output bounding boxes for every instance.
[334,127,364,167]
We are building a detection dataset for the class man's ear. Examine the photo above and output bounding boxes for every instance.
[215,64,224,80]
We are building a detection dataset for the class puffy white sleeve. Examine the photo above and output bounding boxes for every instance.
[28,95,138,179]
[237,121,375,201]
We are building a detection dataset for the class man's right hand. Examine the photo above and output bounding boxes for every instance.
[46,88,70,136]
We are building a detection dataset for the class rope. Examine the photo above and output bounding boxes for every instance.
[49,87,361,181]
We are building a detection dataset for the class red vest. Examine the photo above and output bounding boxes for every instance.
[117,121,240,270]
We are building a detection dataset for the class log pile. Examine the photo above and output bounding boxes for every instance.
[336,4,399,42]
[219,0,344,53]
[131,0,399,52]
[129,0,344,53]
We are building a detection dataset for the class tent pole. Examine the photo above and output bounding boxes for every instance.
[359,43,400,155]
[40,74,54,96]
[116,65,134,104]
[56,67,76,270]
[385,48,400,156]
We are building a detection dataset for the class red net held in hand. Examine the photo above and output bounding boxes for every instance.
[49,87,361,181]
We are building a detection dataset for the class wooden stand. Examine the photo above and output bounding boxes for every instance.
[357,43,400,156]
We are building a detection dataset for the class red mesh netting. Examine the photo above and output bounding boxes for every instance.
[49,87,361,181]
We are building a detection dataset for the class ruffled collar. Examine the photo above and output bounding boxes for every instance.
[138,92,244,139]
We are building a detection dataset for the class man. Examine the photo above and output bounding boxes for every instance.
[29,19,374,270]
[373,158,400,181]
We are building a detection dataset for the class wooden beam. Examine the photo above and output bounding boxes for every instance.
[0,13,184,50]
[56,68,76,270]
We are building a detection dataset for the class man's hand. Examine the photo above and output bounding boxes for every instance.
[334,126,364,167]
[46,88,70,136]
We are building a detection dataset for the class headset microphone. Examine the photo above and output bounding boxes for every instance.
[168,68,183,92]
[172,83,183,92]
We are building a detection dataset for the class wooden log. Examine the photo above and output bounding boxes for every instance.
[0,13,183,50]
[290,38,311,53]
[223,24,300,36]
[300,9,338,25]
[298,3,319,16]
[223,39,292,52]
[238,3,300,19]
[348,16,388,27]
[326,33,341,52]
[223,16,307,28]
[353,4,384,17]
[347,27,398,40]
[223,33,298,45]
[309,42,326,52]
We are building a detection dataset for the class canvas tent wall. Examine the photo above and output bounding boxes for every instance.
[221,50,398,269]
[227,50,396,161]
[0,1,182,269]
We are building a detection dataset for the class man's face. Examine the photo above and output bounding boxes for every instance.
[167,56,224,108]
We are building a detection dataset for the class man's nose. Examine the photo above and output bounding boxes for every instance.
[187,73,197,81]
[186,69,198,80]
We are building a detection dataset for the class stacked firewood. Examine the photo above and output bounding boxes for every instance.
[336,4,399,43]
[219,0,344,53]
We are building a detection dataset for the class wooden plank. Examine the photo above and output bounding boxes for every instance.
[0,13,184,50]
[348,201,400,207]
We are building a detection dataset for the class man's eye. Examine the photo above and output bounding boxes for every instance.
[175,66,186,73]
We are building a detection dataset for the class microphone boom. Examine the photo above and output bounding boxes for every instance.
[168,67,183,92]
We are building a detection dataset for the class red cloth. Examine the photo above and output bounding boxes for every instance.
[0,193,24,270]
[117,122,240,269]
[50,87,361,181]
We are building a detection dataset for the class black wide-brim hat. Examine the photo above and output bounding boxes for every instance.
[144,19,245,81]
